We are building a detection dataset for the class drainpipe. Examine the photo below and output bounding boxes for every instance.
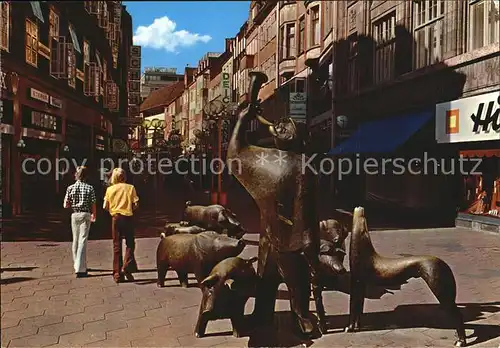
[275,2,280,90]
[330,1,337,198]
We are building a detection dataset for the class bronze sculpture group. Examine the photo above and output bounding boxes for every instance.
[154,71,467,347]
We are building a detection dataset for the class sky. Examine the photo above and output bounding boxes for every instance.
[123,1,251,74]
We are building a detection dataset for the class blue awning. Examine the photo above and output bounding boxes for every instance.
[328,111,433,155]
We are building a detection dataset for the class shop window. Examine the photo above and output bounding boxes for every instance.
[414,0,445,69]
[24,108,58,132]
[469,0,500,51]
[310,6,320,47]
[461,157,500,217]
[280,22,295,60]
[25,18,38,67]
[373,11,396,84]
[0,2,10,51]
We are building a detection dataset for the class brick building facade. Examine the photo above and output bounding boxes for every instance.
[0,1,133,216]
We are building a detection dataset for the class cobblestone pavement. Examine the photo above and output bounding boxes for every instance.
[2,228,500,347]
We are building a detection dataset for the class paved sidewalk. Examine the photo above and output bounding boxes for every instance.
[2,228,500,347]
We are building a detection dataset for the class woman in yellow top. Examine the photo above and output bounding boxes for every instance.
[104,168,139,283]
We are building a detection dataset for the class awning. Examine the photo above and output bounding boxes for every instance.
[328,111,433,155]
[460,149,500,158]
[68,25,82,54]
[30,2,45,23]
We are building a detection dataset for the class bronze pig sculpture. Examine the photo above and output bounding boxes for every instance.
[195,256,259,338]
[183,201,245,239]
[163,222,206,236]
[156,231,245,288]
[346,207,466,347]
[227,71,323,336]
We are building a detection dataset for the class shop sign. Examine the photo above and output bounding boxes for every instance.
[131,45,141,57]
[128,105,140,117]
[95,134,106,151]
[112,138,129,153]
[119,117,142,127]
[436,91,500,143]
[289,92,307,121]
[129,93,141,105]
[22,127,63,142]
[0,71,7,90]
[221,72,231,104]
[0,123,15,134]
[49,96,63,109]
[30,88,50,103]
[105,81,118,111]
[130,57,141,70]
[129,69,141,81]
[129,81,140,93]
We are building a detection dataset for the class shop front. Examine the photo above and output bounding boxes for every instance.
[328,108,459,225]
[1,71,17,216]
[436,90,500,232]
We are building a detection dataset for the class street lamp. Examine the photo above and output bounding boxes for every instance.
[17,139,26,148]
[202,99,237,205]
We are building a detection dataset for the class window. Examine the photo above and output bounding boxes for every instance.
[280,23,295,60]
[414,0,445,69]
[49,8,59,39]
[347,34,358,92]
[103,59,107,81]
[25,19,38,67]
[290,78,306,93]
[373,11,396,83]
[95,50,103,95]
[298,16,305,54]
[260,11,276,47]
[323,1,333,36]
[83,40,90,64]
[262,54,276,81]
[68,24,81,54]
[469,0,500,51]
[310,6,320,46]
[0,2,10,51]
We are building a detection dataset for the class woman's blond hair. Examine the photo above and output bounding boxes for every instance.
[110,168,126,185]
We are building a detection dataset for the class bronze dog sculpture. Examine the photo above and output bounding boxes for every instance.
[163,222,206,236]
[312,218,405,333]
[226,71,322,336]
[195,256,259,338]
[346,207,466,347]
[183,201,245,239]
[156,231,245,288]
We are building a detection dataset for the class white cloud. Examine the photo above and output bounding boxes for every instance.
[133,16,212,53]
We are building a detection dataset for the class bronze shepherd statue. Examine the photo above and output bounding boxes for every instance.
[347,207,466,347]
[226,71,322,336]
